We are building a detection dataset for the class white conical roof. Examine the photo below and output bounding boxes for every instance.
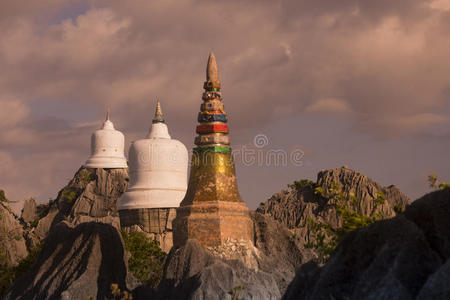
[119,101,188,210]
[84,111,128,169]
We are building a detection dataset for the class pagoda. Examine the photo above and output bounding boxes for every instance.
[119,101,188,251]
[173,53,254,248]
[84,110,128,169]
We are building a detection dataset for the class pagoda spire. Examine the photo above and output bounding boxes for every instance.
[106,107,110,121]
[173,53,253,250]
[206,52,219,82]
[153,99,165,124]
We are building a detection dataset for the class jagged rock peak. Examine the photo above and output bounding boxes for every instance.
[284,187,450,299]
[32,167,129,241]
[21,198,37,223]
[0,200,28,267]
[257,166,410,248]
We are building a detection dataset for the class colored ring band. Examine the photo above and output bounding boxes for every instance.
[198,113,227,123]
[193,146,231,153]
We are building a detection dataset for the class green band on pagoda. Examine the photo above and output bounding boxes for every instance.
[194,146,231,153]
[206,87,220,92]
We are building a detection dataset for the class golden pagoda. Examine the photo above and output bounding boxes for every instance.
[173,53,253,248]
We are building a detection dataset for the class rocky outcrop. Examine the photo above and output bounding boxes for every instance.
[5,222,137,300]
[32,167,129,241]
[257,166,410,246]
[157,212,314,299]
[283,188,450,300]
[0,201,28,267]
[21,198,38,224]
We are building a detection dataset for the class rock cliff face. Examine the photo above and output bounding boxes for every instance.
[157,212,314,299]
[120,208,177,253]
[32,167,129,240]
[283,188,450,300]
[0,201,28,267]
[5,222,137,300]
[21,198,38,224]
[257,166,410,247]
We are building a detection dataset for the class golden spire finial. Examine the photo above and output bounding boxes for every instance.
[206,52,218,82]
[153,99,165,123]
[106,107,110,121]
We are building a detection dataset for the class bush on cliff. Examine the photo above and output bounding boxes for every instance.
[305,182,386,262]
[0,243,42,296]
[121,230,166,289]
[0,190,7,202]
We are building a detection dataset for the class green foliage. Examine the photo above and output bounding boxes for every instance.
[37,199,55,219]
[306,182,386,263]
[61,189,77,202]
[29,219,39,228]
[0,190,6,202]
[231,285,245,300]
[106,283,132,300]
[121,230,166,289]
[393,203,405,215]
[428,174,450,191]
[0,243,42,296]
[428,174,438,189]
[288,179,315,190]
[79,169,93,183]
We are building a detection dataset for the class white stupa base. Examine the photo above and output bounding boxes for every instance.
[84,156,128,169]
[118,188,186,210]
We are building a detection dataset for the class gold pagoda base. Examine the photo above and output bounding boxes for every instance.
[180,150,242,205]
[172,201,254,248]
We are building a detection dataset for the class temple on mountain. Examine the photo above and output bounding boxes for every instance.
[84,111,128,169]
[118,101,188,251]
[173,53,254,249]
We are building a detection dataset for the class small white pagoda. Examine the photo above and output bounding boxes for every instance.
[84,110,128,169]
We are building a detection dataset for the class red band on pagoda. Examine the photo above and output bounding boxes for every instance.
[196,124,229,134]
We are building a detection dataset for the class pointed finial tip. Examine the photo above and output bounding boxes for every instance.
[206,52,219,82]
[106,107,110,121]
[153,98,165,123]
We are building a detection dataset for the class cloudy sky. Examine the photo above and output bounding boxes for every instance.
[1,0,450,212]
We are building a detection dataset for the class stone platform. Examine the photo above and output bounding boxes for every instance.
[172,201,254,248]
[119,207,176,252]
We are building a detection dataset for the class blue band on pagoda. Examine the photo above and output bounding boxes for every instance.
[198,113,227,123]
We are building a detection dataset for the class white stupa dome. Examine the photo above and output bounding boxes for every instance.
[118,101,188,210]
[84,111,128,169]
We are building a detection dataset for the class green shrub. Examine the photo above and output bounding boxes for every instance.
[121,231,166,289]
[287,179,315,190]
[29,219,39,228]
[0,243,42,296]
[428,174,450,190]
[105,283,132,300]
[61,189,77,202]
[305,183,386,263]
[231,285,245,300]
[79,169,93,183]
[0,190,6,202]
[393,203,405,215]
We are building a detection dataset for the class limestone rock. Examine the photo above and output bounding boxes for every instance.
[157,212,313,299]
[21,198,37,223]
[0,201,28,267]
[32,167,129,240]
[158,240,281,300]
[257,166,410,247]
[5,222,136,300]
[283,188,450,300]
[120,208,176,252]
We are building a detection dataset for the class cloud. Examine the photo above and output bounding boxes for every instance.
[0,97,30,128]
[0,0,450,210]
[305,98,354,114]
